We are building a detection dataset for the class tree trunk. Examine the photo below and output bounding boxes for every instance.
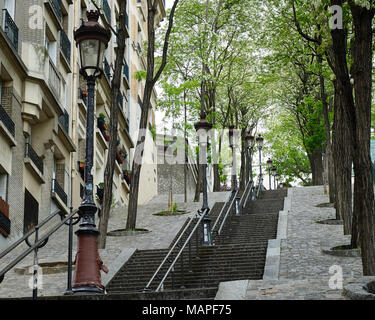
[239,129,247,191]
[326,0,355,235]
[126,0,179,229]
[349,2,375,275]
[309,148,324,186]
[98,0,127,249]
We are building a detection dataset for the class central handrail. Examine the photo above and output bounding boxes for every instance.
[155,208,209,292]
[143,215,196,291]
[216,190,239,236]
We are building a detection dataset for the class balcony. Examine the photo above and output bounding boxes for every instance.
[58,109,69,134]
[0,104,15,138]
[60,29,71,63]
[48,58,61,100]
[47,0,62,22]
[103,57,111,83]
[51,178,67,206]
[102,0,111,23]
[25,142,44,176]
[2,9,18,52]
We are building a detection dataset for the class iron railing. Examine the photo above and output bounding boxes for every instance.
[104,57,111,82]
[123,60,129,81]
[0,208,80,299]
[143,208,207,292]
[49,0,62,22]
[118,92,124,110]
[0,104,15,137]
[102,0,111,23]
[2,9,18,52]
[58,109,69,134]
[60,29,71,62]
[25,143,44,174]
[52,179,68,206]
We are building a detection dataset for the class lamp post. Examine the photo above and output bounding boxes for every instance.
[228,125,241,215]
[275,173,280,189]
[194,115,213,246]
[266,158,273,190]
[245,132,255,183]
[72,11,111,294]
[271,166,277,190]
[256,135,264,190]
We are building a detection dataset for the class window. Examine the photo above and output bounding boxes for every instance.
[4,0,15,19]
[0,170,8,201]
[45,28,57,65]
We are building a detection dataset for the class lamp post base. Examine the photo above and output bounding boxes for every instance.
[72,234,106,295]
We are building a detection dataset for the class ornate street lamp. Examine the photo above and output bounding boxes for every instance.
[194,115,213,246]
[271,166,277,189]
[256,135,264,190]
[275,173,280,189]
[245,132,255,183]
[228,125,241,215]
[266,158,273,190]
[72,10,111,294]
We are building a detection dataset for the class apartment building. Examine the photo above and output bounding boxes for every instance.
[0,0,165,251]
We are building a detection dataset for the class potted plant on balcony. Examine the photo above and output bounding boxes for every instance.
[0,196,9,218]
[78,161,85,179]
[116,147,124,164]
[120,146,127,160]
[97,113,106,130]
[96,182,104,205]
[123,169,131,185]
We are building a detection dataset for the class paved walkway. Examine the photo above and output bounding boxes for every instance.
[216,186,363,300]
[0,191,230,298]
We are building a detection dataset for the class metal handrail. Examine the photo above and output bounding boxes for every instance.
[0,208,80,299]
[143,215,196,291]
[211,192,232,233]
[0,209,63,260]
[216,190,239,236]
[155,208,208,292]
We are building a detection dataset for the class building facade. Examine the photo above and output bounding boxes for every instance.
[0,0,164,251]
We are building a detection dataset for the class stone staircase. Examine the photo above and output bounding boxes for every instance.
[103,189,286,299]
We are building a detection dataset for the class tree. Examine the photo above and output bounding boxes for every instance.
[95,0,128,249]
[126,0,180,230]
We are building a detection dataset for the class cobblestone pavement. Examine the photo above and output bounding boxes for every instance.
[245,186,363,300]
[0,191,229,298]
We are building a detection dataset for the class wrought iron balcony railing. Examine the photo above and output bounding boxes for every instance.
[25,143,44,174]
[118,92,124,110]
[0,104,15,137]
[102,0,111,23]
[60,29,71,63]
[49,0,62,22]
[2,9,18,52]
[104,57,111,82]
[123,60,129,81]
[52,179,67,205]
[125,12,129,29]
[58,109,69,134]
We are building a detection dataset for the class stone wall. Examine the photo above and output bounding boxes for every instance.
[157,163,196,195]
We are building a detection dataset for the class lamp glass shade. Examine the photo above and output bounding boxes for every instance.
[79,39,106,77]
[256,136,264,148]
[267,159,273,169]
[197,129,208,146]
[271,167,277,176]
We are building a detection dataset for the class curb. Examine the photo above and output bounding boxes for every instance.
[263,188,291,281]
